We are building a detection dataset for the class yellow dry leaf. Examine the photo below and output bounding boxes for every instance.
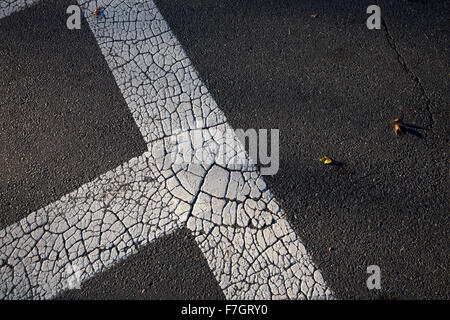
[394,123,402,136]
[319,156,333,165]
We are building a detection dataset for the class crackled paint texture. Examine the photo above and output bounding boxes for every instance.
[0,0,333,299]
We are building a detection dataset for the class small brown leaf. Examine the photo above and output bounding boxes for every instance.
[319,156,333,165]
[394,123,402,135]
[92,6,103,18]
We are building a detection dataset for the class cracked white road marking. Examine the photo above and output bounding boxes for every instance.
[0,0,41,18]
[0,0,333,299]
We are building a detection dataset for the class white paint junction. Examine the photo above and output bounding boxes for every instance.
[0,0,333,299]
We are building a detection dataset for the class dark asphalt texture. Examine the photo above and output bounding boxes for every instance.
[155,0,449,299]
[56,228,225,300]
[0,0,147,229]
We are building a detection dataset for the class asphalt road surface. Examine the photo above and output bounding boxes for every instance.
[0,0,448,300]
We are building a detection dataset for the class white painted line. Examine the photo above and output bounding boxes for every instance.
[0,152,188,299]
[0,0,333,299]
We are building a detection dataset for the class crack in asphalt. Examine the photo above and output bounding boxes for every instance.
[379,9,435,135]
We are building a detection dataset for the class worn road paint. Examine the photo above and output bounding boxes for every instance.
[0,0,333,299]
